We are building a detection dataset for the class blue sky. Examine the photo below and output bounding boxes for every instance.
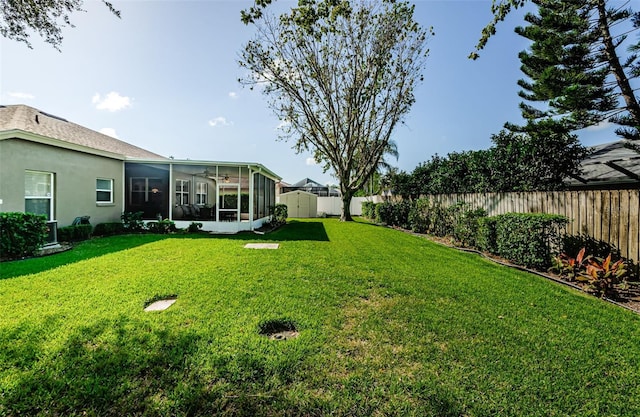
[0,0,624,185]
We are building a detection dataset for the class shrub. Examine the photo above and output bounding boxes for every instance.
[121,211,145,232]
[451,205,486,248]
[361,201,377,219]
[494,213,568,270]
[57,224,93,242]
[187,222,203,233]
[146,219,177,234]
[408,198,432,233]
[93,222,126,236]
[374,201,394,225]
[0,212,48,260]
[273,204,288,226]
[476,217,498,253]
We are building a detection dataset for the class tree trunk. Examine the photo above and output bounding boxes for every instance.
[340,191,354,222]
[596,0,640,124]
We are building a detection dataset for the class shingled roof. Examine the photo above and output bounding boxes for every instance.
[0,104,165,159]
[566,140,640,189]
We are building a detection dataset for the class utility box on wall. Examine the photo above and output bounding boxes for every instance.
[278,190,317,218]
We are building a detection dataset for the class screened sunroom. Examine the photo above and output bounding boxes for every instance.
[124,160,280,233]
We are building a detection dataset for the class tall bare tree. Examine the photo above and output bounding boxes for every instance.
[239,0,431,220]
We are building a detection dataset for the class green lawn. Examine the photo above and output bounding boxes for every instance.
[1,218,639,416]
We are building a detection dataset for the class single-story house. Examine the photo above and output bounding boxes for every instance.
[0,104,280,236]
[279,177,339,197]
[566,140,640,189]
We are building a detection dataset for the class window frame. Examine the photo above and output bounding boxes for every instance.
[175,179,190,205]
[24,170,54,220]
[96,178,114,204]
[196,182,207,205]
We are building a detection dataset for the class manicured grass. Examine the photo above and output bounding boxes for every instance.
[1,218,639,416]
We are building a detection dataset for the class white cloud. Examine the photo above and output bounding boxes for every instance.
[306,157,317,166]
[92,92,132,112]
[8,92,35,100]
[208,117,233,127]
[228,91,238,99]
[99,128,119,138]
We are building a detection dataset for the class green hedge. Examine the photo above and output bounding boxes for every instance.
[57,224,93,242]
[364,200,568,271]
[93,222,126,237]
[494,213,568,270]
[0,212,48,260]
[361,201,376,219]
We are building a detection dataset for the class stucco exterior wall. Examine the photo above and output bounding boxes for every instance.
[0,138,124,226]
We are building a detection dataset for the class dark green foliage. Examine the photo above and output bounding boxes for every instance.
[121,212,145,232]
[494,213,568,270]
[476,217,498,254]
[57,224,92,242]
[513,0,615,131]
[490,124,589,192]
[391,124,587,194]
[450,204,487,248]
[374,200,411,229]
[0,212,48,260]
[562,233,622,261]
[146,220,177,234]
[187,222,203,233]
[361,201,376,219]
[93,222,126,237]
[272,204,288,226]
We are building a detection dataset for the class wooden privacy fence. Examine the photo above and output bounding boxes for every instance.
[425,190,640,263]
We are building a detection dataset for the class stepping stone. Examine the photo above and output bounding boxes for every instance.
[144,298,177,311]
[244,243,279,249]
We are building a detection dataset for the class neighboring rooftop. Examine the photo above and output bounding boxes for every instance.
[0,104,165,159]
[567,140,640,189]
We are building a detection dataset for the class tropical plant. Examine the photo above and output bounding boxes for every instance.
[577,253,628,298]
[551,247,591,281]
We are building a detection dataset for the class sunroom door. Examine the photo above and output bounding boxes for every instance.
[218,184,239,222]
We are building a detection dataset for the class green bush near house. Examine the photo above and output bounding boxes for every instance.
[0,212,48,260]
[93,222,126,237]
[272,204,288,225]
[57,224,93,242]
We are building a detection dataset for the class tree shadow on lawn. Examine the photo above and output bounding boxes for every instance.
[0,234,171,280]
[0,313,465,416]
[213,220,330,243]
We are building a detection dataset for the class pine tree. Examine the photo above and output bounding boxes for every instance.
[511,0,616,132]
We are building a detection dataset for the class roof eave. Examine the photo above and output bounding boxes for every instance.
[124,157,282,181]
[0,129,126,160]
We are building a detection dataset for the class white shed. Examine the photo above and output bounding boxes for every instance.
[279,190,318,218]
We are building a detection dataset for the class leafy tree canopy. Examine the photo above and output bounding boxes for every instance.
[0,0,120,50]
[239,0,432,220]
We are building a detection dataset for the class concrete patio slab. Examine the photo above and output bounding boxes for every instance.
[144,298,177,312]
[244,243,280,249]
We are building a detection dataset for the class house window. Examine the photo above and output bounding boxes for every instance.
[25,170,54,220]
[176,179,189,205]
[196,182,207,205]
[96,178,113,203]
